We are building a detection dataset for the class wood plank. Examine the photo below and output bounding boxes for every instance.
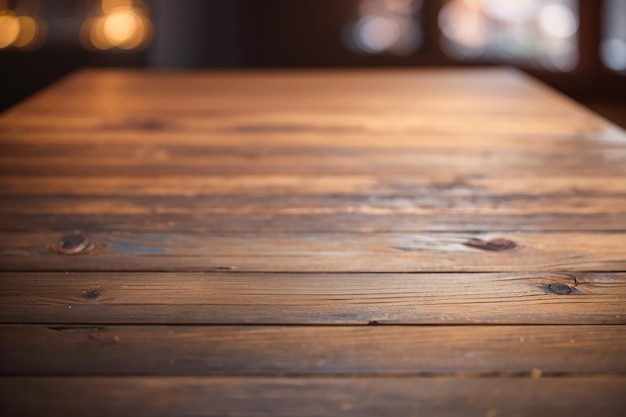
[2,174,625,196]
[0,231,625,272]
[2,193,626,232]
[1,272,624,324]
[2,67,625,417]
[0,138,621,155]
[1,376,625,417]
[1,325,625,376]
[11,68,561,110]
[0,69,608,137]
[2,128,624,148]
[7,194,625,216]
[3,212,626,233]
[6,101,597,136]
[3,151,625,177]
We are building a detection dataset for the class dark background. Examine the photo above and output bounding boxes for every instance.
[1,0,625,127]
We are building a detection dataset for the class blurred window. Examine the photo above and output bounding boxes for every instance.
[602,0,626,73]
[346,0,424,55]
[438,0,579,72]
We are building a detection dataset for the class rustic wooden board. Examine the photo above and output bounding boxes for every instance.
[1,142,625,177]
[3,128,623,146]
[1,272,624,324]
[1,231,625,272]
[3,174,626,196]
[1,68,626,416]
[1,377,625,417]
[0,69,608,136]
[2,325,625,376]
[1,109,604,135]
[2,193,626,232]
[2,212,626,233]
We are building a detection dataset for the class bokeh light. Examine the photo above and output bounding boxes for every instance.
[356,15,400,53]
[0,5,46,51]
[601,0,626,73]
[348,0,423,55]
[102,0,133,12]
[13,16,37,48]
[103,8,138,45]
[538,2,578,39]
[482,0,538,22]
[0,10,20,49]
[602,38,626,72]
[439,0,489,57]
[438,0,579,72]
[81,0,153,51]
[384,0,423,15]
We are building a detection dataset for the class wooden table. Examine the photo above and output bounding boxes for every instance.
[1,68,625,416]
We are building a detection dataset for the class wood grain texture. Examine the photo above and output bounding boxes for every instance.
[3,211,626,233]
[1,231,624,272]
[1,377,625,417]
[2,68,626,416]
[1,272,624,324]
[0,69,608,135]
[3,193,626,232]
[1,69,624,240]
[1,325,625,376]
[1,139,624,180]
[3,173,625,196]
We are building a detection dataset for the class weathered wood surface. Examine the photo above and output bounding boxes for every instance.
[2,71,626,236]
[3,195,626,232]
[1,68,626,416]
[1,272,624,324]
[0,70,608,133]
[1,231,625,272]
[1,377,625,417]
[2,325,625,376]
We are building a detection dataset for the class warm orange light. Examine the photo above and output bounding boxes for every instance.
[13,15,40,49]
[120,14,151,50]
[102,0,133,13]
[0,10,20,49]
[89,16,111,50]
[81,1,153,51]
[103,7,137,44]
[0,6,46,51]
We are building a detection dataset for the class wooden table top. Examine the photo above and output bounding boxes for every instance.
[1,68,625,416]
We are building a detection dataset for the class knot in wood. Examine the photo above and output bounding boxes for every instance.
[463,238,516,252]
[548,283,573,295]
[53,232,92,255]
[82,290,101,300]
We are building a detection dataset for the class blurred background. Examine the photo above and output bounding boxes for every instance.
[0,0,625,127]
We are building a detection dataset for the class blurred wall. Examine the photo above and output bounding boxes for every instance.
[0,0,624,127]
[149,0,241,67]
